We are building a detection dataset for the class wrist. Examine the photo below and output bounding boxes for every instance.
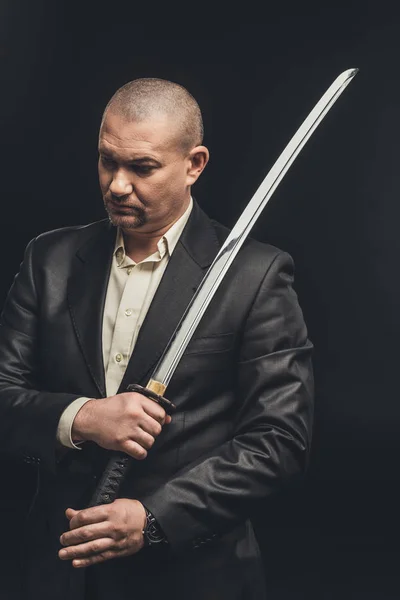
[134,500,147,532]
[71,399,96,442]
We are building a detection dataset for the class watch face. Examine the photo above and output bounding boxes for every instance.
[144,512,166,544]
[146,521,165,543]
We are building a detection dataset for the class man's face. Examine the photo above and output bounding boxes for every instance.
[98,112,200,232]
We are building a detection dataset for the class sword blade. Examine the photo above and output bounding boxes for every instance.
[150,68,358,390]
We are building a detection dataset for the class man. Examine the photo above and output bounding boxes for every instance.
[0,78,314,600]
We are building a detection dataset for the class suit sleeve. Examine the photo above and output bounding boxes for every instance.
[0,238,82,472]
[138,251,314,552]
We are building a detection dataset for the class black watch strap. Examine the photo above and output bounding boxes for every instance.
[142,507,168,546]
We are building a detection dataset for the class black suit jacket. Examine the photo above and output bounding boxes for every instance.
[0,202,313,600]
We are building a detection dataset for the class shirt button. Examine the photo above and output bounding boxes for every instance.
[115,353,122,363]
[125,309,133,317]
[127,267,133,275]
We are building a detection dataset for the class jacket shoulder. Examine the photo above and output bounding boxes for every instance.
[22,219,112,270]
[33,219,109,248]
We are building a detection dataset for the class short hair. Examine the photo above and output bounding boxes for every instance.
[101,78,204,153]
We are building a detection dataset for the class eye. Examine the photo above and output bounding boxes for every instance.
[100,156,115,168]
[132,165,154,175]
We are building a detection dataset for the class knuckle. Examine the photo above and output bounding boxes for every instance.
[108,523,123,542]
[74,513,85,526]
[146,435,155,449]
[113,530,124,543]
[77,528,89,541]
[108,522,119,537]
[115,432,127,445]
[129,405,141,419]
[91,541,102,553]
[121,439,131,451]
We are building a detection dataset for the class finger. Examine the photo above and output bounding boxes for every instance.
[60,522,116,547]
[135,427,156,450]
[66,508,79,520]
[71,536,144,568]
[121,439,148,460]
[58,537,114,561]
[139,414,163,437]
[67,504,112,530]
[141,398,167,424]
[72,549,120,568]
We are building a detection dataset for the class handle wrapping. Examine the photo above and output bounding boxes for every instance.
[89,451,132,507]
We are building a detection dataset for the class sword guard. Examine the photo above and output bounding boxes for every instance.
[126,383,176,415]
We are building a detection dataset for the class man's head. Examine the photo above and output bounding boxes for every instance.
[98,78,209,234]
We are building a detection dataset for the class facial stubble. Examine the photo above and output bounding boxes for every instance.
[104,201,148,229]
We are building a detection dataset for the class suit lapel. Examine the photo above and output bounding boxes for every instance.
[118,202,221,392]
[67,221,116,397]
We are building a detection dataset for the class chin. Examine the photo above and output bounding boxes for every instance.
[108,213,146,230]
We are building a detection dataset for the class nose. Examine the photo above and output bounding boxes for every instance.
[109,169,133,197]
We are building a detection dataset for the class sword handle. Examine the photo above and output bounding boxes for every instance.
[88,381,174,507]
[88,451,131,507]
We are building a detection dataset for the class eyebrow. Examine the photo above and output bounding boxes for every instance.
[99,148,162,166]
[130,157,162,166]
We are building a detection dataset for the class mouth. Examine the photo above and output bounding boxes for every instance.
[108,202,138,213]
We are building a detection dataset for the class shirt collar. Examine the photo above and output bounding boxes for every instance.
[114,197,193,267]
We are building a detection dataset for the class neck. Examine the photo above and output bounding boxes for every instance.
[123,227,168,262]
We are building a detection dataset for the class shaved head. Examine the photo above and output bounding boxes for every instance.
[101,78,204,154]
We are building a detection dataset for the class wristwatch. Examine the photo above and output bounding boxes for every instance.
[142,507,168,547]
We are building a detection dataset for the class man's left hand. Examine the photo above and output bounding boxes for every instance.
[58,498,147,568]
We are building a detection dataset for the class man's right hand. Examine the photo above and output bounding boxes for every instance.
[71,392,172,460]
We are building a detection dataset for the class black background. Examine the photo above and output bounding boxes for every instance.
[1,2,400,598]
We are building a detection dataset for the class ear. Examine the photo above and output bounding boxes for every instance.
[186,146,209,185]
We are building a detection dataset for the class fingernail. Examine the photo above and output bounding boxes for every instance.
[59,550,67,558]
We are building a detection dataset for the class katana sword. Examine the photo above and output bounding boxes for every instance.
[88,67,358,507]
